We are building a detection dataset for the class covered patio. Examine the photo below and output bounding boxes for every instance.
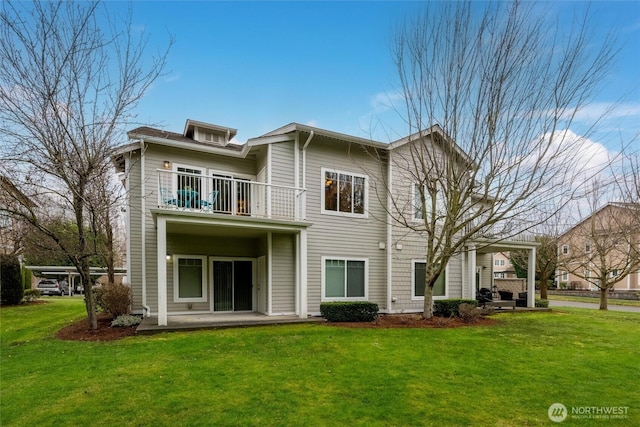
[137,312,325,335]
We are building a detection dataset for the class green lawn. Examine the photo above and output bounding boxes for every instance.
[1,299,639,426]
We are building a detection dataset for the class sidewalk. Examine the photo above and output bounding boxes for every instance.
[548,300,640,313]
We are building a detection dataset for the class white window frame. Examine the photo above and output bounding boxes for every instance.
[321,168,368,218]
[411,259,448,301]
[561,271,569,281]
[562,245,569,255]
[412,183,446,222]
[321,256,369,301]
[584,242,591,254]
[173,163,206,193]
[173,254,208,303]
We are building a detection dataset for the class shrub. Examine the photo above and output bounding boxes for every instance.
[111,314,142,328]
[458,303,482,324]
[320,302,379,322]
[0,254,23,305]
[23,289,41,302]
[95,283,131,318]
[535,299,549,308]
[433,299,477,317]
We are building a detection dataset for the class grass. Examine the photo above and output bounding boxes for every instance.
[2,299,639,426]
[547,294,640,307]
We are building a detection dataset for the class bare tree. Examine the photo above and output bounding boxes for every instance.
[0,1,170,329]
[511,235,558,300]
[557,187,639,309]
[382,0,619,317]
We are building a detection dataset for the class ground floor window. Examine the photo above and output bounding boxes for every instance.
[323,257,367,300]
[173,255,207,302]
[413,261,446,299]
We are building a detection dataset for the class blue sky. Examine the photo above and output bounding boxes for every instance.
[121,1,639,151]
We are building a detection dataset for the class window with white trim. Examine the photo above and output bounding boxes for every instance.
[173,255,207,302]
[561,245,569,255]
[413,261,446,299]
[584,243,591,253]
[322,169,366,215]
[322,257,367,300]
[561,271,568,281]
[413,183,446,221]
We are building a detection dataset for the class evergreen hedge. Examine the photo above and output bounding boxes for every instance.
[1,254,23,305]
[320,301,379,322]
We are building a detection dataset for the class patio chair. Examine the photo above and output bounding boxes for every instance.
[476,287,493,307]
[200,190,219,210]
[160,188,178,207]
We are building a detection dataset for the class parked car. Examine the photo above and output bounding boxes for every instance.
[36,279,73,296]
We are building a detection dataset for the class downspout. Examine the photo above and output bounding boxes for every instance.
[386,152,393,313]
[301,131,314,219]
[139,139,151,317]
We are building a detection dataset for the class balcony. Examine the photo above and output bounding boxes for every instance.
[157,169,305,221]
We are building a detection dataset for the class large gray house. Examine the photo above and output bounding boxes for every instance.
[113,119,537,326]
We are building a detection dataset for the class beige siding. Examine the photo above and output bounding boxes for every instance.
[271,233,296,313]
[303,136,388,313]
[271,142,295,187]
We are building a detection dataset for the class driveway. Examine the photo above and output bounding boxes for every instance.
[549,300,640,313]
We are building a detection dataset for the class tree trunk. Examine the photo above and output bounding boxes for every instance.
[81,259,98,330]
[422,285,434,319]
[599,287,608,310]
[539,273,548,300]
[74,187,97,330]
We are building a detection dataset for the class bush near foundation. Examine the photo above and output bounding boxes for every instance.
[433,299,478,317]
[320,302,379,322]
[94,283,131,318]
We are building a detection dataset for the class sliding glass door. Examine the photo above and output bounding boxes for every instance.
[212,259,254,312]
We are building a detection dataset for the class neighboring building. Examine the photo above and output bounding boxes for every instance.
[112,119,538,326]
[492,252,517,279]
[557,202,640,291]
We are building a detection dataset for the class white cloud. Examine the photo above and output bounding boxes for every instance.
[566,102,640,122]
[305,119,318,127]
[369,89,405,114]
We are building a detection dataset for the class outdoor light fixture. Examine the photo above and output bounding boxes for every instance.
[166,252,171,261]
[163,160,171,169]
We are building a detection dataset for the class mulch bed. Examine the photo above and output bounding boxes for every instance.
[54,313,496,341]
[326,313,498,328]
[56,313,137,341]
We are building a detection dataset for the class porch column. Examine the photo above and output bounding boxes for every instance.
[468,245,477,299]
[157,216,168,326]
[298,229,308,318]
[527,246,536,308]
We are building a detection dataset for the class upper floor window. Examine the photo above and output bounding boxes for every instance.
[322,169,366,216]
[584,243,591,253]
[494,259,506,266]
[413,183,446,221]
[561,245,569,255]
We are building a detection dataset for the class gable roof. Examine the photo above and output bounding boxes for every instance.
[249,122,388,150]
[559,202,640,238]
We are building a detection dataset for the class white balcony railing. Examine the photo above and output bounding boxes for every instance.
[156,169,305,221]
